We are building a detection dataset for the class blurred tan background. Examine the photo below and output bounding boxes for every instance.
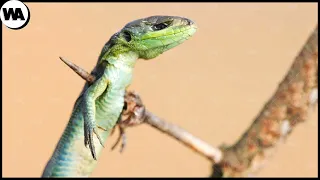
[2,3,318,177]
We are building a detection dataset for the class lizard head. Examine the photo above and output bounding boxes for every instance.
[111,15,197,60]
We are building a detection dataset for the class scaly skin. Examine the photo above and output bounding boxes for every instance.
[42,15,197,177]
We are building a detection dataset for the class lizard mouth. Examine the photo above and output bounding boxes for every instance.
[141,22,197,40]
[139,23,197,49]
[162,24,197,47]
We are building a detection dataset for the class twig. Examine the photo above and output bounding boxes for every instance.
[212,25,318,177]
[59,57,95,83]
[144,110,223,163]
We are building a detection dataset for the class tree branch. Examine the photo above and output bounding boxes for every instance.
[212,24,318,177]
[144,110,223,163]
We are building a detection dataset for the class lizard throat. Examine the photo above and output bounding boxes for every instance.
[105,51,139,72]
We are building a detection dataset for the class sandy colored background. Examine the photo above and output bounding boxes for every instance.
[2,3,318,177]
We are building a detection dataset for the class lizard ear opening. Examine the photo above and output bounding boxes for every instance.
[123,31,132,42]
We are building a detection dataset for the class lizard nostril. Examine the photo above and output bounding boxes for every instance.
[185,19,194,26]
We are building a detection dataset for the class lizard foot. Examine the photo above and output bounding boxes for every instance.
[111,125,127,153]
[110,91,146,153]
[84,123,105,160]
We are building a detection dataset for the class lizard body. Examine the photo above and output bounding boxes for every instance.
[42,15,197,177]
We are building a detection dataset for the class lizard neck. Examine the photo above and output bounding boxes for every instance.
[105,51,139,72]
[100,50,139,90]
[99,42,140,73]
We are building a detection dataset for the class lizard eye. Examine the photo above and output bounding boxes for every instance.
[152,23,169,31]
[123,31,132,42]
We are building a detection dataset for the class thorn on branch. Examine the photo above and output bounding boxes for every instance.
[59,56,95,83]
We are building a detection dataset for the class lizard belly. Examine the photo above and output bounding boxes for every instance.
[95,87,126,137]
[42,89,126,177]
[43,65,133,177]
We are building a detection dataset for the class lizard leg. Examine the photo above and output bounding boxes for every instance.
[111,125,127,153]
[110,125,117,136]
[110,91,145,153]
[83,77,109,160]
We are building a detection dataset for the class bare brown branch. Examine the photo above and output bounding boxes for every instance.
[212,25,318,177]
[59,56,96,83]
[144,110,223,163]
[121,92,222,163]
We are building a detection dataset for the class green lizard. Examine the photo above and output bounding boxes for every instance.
[42,15,197,177]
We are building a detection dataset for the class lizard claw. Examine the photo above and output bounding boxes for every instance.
[111,125,127,153]
[109,91,146,153]
[110,125,117,136]
[84,124,105,160]
[97,125,107,131]
[93,128,105,148]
